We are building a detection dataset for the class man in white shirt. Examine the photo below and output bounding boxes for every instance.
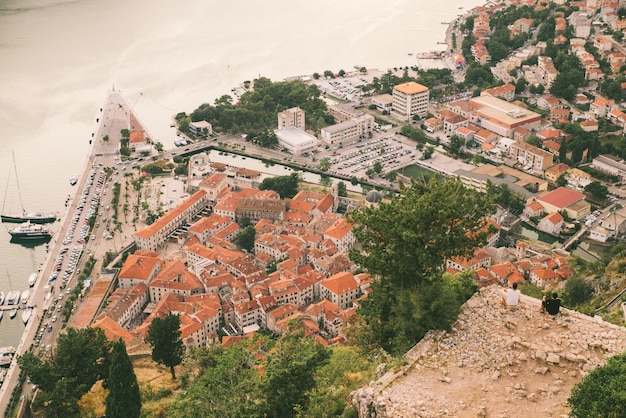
[501,282,521,309]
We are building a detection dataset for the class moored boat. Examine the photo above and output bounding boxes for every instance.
[8,221,53,240]
[28,273,37,287]
[0,291,4,306]
[8,308,17,319]
[20,289,31,304]
[1,212,57,224]
[5,290,20,305]
[0,311,3,321]
[69,174,78,186]
[21,307,31,324]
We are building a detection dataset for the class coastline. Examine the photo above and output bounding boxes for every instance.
[0,2,483,414]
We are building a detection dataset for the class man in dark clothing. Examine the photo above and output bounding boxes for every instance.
[541,293,561,315]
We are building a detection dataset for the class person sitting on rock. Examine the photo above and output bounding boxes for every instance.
[541,292,561,315]
[501,282,521,309]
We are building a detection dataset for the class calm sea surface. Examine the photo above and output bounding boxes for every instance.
[0,0,484,346]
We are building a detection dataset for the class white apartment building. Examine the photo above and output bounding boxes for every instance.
[391,81,429,121]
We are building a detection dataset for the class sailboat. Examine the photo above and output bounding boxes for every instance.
[1,151,56,224]
[0,291,4,306]
[9,308,17,319]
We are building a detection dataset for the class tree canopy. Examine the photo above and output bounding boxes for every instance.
[18,327,111,417]
[569,353,626,417]
[348,177,494,354]
[168,327,334,418]
[146,313,185,379]
[258,172,301,199]
[185,77,331,137]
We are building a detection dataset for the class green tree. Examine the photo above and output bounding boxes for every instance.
[449,135,465,152]
[569,353,626,417]
[337,181,347,197]
[515,77,528,94]
[562,276,594,307]
[105,339,141,418]
[348,177,493,353]
[320,175,332,188]
[422,146,434,160]
[318,157,332,171]
[18,327,111,417]
[168,344,263,417]
[259,172,301,199]
[373,161,383,174]
[262,327,330,417]
[146,313,185,379]
[236,225,256,252]
[585,181,608,201]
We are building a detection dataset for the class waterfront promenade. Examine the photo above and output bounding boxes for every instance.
[0,89,135,416]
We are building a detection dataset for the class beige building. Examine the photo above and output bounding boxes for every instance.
[277,107,305,130]
[371,94,393,113]
[391,81,429,121]
[319,114,374,148]
[508,141,554,174]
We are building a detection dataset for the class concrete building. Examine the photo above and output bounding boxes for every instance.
[592,154,626,179]
[189,120,213,136]
[535,187,590,220]
[508,141,554,174]
[319,114,374,148]
[277,107,305,130]
[371,94,393,113]
[275,127,317,155]
[391,81,429,121]
[468,96,541,137]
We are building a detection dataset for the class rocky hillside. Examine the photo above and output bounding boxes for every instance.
[350,286,626,417]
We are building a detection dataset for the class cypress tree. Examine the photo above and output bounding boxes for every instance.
[105,339,141,418]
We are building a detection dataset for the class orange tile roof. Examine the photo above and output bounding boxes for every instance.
[321,271,358,295]
[91,317,135,344]
[394,81,429,95]
[135,190,207,239]
[119,253,163,281]
[129,130,145,143]
[324,218,351,240]
[538,187,585,209]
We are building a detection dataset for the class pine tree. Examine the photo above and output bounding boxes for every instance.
[146,313,185,379]
[105,339,141,418]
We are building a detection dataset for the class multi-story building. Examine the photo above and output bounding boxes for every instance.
[197,173,229,202]
[236,197,286,222]
[538,56,559,87]
[391,81,429,121]
[371,94,393,113]
[277,107,305,130]
[118,251,164,290]
[189,120,213,136]
[134,190,209,251]
[96,283,149,329]
[319,114,374,148]
[508,141,554,174]
[468,96,541,137]
[320,271,359,310]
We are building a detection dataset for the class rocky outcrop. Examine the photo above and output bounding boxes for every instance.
[350,285,626,417]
